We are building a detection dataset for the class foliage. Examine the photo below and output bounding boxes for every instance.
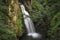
[31,0,60,40]
[0,14,17,40]
[0,24,17,40]
[0,0,20,40]
[16,9,24,37]
[47,12,60,40]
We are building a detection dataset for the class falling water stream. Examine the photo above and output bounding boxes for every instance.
[20,4,41,39]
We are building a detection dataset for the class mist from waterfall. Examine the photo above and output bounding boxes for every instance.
[20,4,41,38]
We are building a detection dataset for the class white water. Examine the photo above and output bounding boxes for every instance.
[20,4,41,38]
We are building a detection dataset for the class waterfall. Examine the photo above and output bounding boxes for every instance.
[20,4,41,38]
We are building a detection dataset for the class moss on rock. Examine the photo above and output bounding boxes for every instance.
[0,0,24,40]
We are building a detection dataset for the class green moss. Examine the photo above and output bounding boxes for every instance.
[0,0,19,40]
[16,9,24,36]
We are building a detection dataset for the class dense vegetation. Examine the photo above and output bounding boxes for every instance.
[0,0,60,40]
[32,0,60,40]
[0,0,23,40]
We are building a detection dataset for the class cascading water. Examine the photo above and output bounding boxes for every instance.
[20,4,41,38]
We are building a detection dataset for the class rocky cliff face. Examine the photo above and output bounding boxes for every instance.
[8,0,19,33]
[0,0,24,40]
[6,0,25,37]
